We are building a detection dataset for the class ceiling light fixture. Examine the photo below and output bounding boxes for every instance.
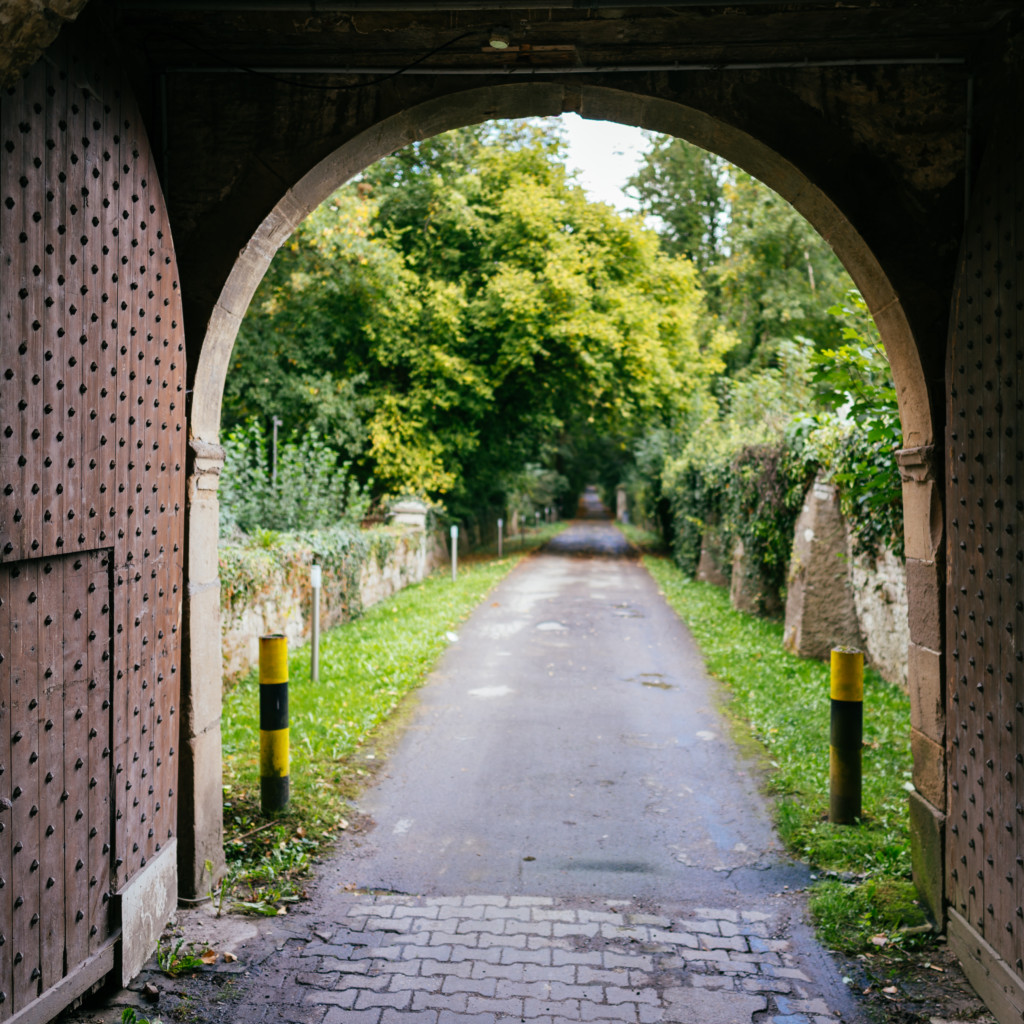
[488,27,511,49]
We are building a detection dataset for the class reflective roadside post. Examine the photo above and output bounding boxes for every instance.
[259,634,289,814]
[829,646,863,824]
[498,517,504,558]
[450,524,459,582]
[310,564,322,683]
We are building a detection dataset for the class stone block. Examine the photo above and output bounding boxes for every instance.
[906,557,942,651]
[907,643,944,743]
[908,789,945,924]
[177,726,226,897]
[119,841,178,984]
[731,538,782,618]
[899,474,942,562]
[911,728,946,810]
[181,582,223,737]
[185,494,221,585]
[696,526,729,587]
[783,477,861,659]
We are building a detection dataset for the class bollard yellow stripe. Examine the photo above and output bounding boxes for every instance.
[260,728,290,777]
[830,647,863,702]
[260,634,289,684]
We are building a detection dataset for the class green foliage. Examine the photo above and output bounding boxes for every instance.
[219,523,404,641]
[156,938,208,978]
[810,292,904,557]
[122,1010,162,1024]
[219,420,368,537]
[628,136,850,369]
[810,878,929,954]
[644,560,922,955]
[227,122,725,519]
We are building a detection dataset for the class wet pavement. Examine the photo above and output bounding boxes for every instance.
[60,513,865,1024]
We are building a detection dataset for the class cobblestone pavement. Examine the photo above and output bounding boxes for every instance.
[192,888,859,1024]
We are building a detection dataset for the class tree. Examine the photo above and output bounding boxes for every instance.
[628,136,851,371]
[225,122,728,520]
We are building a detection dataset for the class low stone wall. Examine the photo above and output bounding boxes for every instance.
[221,526,448,682]
[849,545,909,688]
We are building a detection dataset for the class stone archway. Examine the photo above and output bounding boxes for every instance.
[180,83,942,915]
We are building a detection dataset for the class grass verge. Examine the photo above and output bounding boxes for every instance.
[218,522,567,913]
[642,556,931,957]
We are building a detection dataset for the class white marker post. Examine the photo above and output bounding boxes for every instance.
[310,564,322,682]
[497,517,504,558]
[450,524,459,582]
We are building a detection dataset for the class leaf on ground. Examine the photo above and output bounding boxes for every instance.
[869,934,888,947]
[200,949,218,965]
[223,952,239,963]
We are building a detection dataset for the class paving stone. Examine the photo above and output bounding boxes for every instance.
[702,934,748,953]
[389,974,443,993]
[305,990,358,1008]
[466,995,526,1015]
[510,896,555,906]
[413,991,469,1013]
[533,909,578,923]
[555,921,601,938]
[441,976,498,997]
[553,950,604,968]
[496,978,564,999]
[605,985,659,1005]
[577,966,628,986]
[323,1008,382,1024]
[420,958,473,978]
[662,987,767,1024]
[525,997,582,1018]
[478,931,527,948]
[626,914,671,928]
[381,1010,439,1024]
[437,1012,497,1024]
[693,908,738,923]
[465,895,511,907]
[392,906,442,920]
[502,946,554,966]
[679,919,720,935]
[604,953,653,971]
[688,974,734,991]
[648,929,698,949]
[578,999,639,1021]
[524,963,576,984]
[339,974,391,990]
[354,990,414,1010]
[741,977,791,994]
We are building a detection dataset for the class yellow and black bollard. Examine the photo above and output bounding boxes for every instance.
[829,646,863,824]
[260,633,290,814]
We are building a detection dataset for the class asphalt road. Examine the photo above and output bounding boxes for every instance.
[327,515,804,902]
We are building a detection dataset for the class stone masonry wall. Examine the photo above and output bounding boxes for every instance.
[221,527,447,682]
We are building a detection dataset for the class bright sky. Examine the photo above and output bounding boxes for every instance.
[554,113,650,213]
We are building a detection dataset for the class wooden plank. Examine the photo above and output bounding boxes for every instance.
[4,930,116,1024]
[86,551,113,953]
[8,561,41,1012]
[61,555,89,972]
[0,73,28,563]
[36,558,65,994]
[0,565,13,1021]
[950,908,1024,1024]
